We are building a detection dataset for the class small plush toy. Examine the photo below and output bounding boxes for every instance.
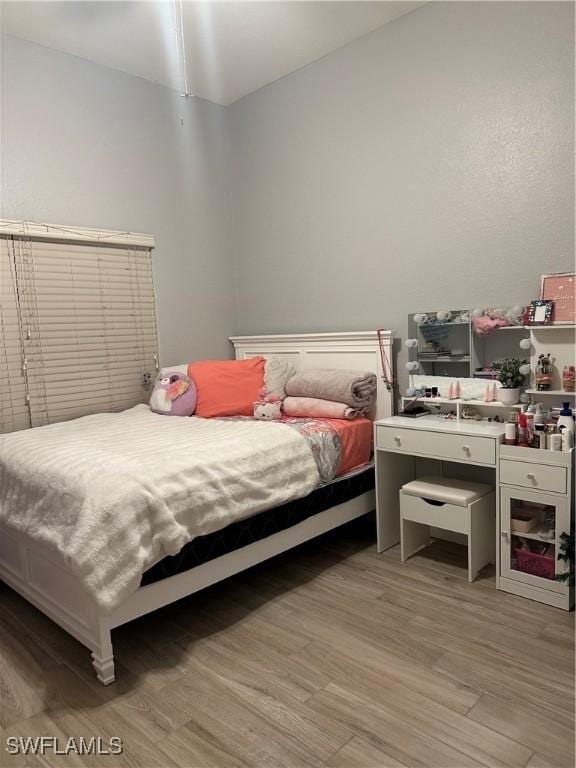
[253,388,282,420]
[472,314,510,337]
[505,305,525,325]
[150,371,197,416]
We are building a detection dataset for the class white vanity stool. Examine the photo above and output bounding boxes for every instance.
[400,476,495,582]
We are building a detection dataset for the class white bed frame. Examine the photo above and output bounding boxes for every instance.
[0,331,393,685]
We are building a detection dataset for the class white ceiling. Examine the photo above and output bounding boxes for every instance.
[1,1,426,105]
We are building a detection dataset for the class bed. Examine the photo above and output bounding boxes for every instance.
[0,330,393,684]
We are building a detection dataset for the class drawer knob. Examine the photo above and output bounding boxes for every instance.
[462,445,471,454]
[394,435,401,444]
[526,473,535,481]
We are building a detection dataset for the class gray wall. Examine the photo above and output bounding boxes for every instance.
[229,1,574,388]
[1,34,235,365]
[2,2,574,385]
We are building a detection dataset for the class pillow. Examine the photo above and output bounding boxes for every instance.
[187,357,266,418]
[264,355,296,399]
[149,371,197,416]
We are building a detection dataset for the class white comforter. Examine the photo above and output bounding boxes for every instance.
[0,405,320,612]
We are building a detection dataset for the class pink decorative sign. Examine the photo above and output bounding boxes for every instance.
[540,273,575,324]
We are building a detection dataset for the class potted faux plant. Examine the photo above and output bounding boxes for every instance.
[556,529,575,587]
[493,357,527,405]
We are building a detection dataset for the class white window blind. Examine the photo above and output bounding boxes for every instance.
[0,222,158,430]
[0,238,31,432]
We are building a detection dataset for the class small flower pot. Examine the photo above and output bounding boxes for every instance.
[497,387,520,405]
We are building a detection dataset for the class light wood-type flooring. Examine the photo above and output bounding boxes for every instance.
[1,516,574,768]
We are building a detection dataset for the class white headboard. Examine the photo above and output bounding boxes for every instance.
[230,331,394,420]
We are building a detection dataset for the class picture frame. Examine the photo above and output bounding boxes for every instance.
[527,299,553,326]
[540,272,575,324]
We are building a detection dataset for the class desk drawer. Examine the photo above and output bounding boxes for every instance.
[376,426,495,465]
[400,492,470,534]
[500,459,567,494]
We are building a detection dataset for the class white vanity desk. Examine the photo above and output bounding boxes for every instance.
[375,414,574,609]
[375,414,505,551]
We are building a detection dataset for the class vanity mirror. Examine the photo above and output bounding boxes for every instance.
[408,310,471,378]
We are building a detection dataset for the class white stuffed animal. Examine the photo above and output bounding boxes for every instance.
[254,400,282,420]
[253,388,282,420]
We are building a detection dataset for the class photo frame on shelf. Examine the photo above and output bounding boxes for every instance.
[540,272,575,324]
[527,299,553,326]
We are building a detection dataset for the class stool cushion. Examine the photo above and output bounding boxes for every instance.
[401,476,493,507]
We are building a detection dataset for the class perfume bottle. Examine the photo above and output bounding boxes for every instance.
[505,414,517,446]
[517,413,529,447]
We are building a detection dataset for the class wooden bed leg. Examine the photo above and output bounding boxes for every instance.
[91,618,115,685]
[92,649,115,685]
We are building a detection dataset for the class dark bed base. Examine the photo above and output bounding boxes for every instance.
[141,466,375,587]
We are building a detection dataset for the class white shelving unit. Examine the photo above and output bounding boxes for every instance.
[499,325,576,331]
[400,395,522,419]
[525,389,575,397]
[499,445,573,610]
[520,324,575,396]
[497,323,574,610]
[405,323,575,416]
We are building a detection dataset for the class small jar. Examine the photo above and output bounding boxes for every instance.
[562,366,575,392]
[549,433,562,452]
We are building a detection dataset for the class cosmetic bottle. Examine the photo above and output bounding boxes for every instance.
[525,411,535,442]
[534,424,546,449]
[505,416,517,446]
[549,433,562,452]
[561,429,574,452]
[517,413,528,447]
[557,402,575,452]
[557,402,575,432]
[534,402,545,426]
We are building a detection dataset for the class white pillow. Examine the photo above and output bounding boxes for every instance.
[264,356,296,398]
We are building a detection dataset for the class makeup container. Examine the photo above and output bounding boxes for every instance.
[505,419,517,446]
[563,366,575,392]
[525,412,535,444]
[517,413,528,447]
[562,429,574,452]
[534,424,546,449]
[549,433,562,452]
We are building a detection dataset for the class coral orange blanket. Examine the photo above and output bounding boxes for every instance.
[327,416,373,475]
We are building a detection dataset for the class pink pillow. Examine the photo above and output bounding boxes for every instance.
[149,371,197,416]
[187,357,266,417]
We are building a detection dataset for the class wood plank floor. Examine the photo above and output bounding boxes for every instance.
[1,515,574,768]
